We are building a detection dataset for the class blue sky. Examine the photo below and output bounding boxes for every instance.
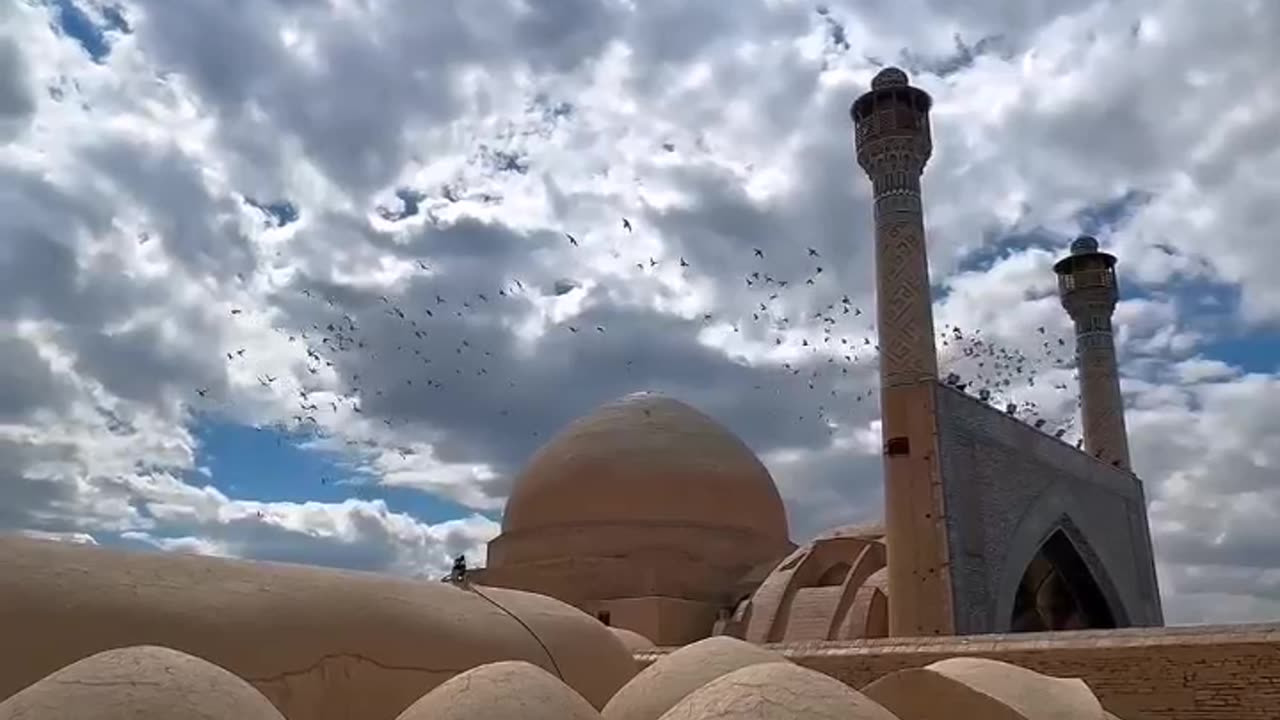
[191,420,492,525]
[46,0,129,63]
[1199,324,1280,374]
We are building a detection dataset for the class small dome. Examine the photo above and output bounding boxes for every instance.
[503,393,788,540]
[603,637,785,720]
[657,662,898,720]
[0,645,284,720]
[871,67,910,89]
[1070,235,1100,255]
[394,661,600,720]
[478,585,640,709]
[863,657,1106,719]
[928,658,1104,716]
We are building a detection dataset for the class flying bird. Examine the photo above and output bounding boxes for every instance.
[622,218,632,232]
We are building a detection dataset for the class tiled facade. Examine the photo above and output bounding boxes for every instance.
[934,382,1164,633]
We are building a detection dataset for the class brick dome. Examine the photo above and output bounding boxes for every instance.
[501,392,789,540]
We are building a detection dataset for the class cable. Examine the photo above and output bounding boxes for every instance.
[467,583,566,682]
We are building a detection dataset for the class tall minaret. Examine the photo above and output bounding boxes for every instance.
[852,68,955,636]
[1054,235,1133,470]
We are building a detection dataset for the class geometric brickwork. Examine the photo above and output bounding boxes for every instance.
[933,382,1164,634]
[1055,240,1134,470]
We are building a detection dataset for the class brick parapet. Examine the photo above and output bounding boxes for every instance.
[635,625,1280,719]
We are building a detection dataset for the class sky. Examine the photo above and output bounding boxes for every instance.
[1,0,1278,625]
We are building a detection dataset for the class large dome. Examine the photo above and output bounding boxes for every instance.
[502,392,789,540]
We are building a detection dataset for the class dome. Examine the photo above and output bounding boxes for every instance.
[1070,235,1100,255]
[502,393,788,540]
[0,535,637,717]
[657,662,898,720]
[0,645,285,720]
[603,637,786,720]
[871,66,910,89]
[862,657,1108,719]
[393,661,600,720]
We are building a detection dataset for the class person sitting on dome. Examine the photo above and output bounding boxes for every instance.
[444,554,468,585]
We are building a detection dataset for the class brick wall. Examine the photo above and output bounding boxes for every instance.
[780,587,842,642]
[635,624,1280,720]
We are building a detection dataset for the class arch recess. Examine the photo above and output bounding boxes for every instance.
[1010,529,1117,632]
[993,485,1133,632]
[815,561,852,587]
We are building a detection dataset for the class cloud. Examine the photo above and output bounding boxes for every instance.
[0,0,1277,623]
[0,35,35,139]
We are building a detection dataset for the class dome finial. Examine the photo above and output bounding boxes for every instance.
[871,66,910,90]
[1070,235,1100,255]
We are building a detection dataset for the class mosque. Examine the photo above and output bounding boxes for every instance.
[0,68,1274,720]
[471,66,1163,647]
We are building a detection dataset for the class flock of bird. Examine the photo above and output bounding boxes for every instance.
[189,213,1092,480]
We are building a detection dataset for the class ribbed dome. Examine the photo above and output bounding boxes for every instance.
[503,392,788,540]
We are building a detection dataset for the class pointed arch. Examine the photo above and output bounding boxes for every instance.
[993,485,1132,632]
[1010,529,1116,632]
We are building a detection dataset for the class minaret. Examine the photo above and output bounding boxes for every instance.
[852,67,954,636]
[1054,235,1133,470]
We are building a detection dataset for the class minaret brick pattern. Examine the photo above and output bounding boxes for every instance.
[1054,236,1133,470]
[852,69,939,389]
[852,67,955,637]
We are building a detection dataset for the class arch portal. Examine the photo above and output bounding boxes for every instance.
[1010,529,1117,632]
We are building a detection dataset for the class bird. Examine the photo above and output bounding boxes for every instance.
[622,218,632,232]
[566,233,578,247]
